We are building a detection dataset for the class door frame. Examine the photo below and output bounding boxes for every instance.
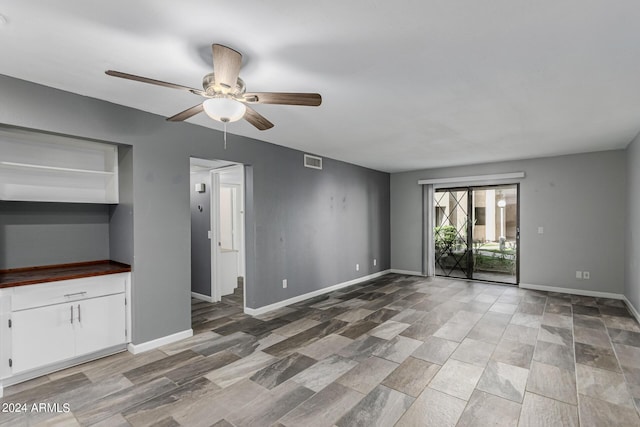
[209,164,246,303]
[209,169,221,302]
[433,183,520,285]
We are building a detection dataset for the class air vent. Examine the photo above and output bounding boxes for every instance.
[304,154,322,170]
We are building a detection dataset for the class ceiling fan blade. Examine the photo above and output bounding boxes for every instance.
[212,44,242,93]
[243,105,274,130]
[166,104,204,122]
[106,70,205,96]
[242,92,322,106]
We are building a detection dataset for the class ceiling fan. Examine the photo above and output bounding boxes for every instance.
[106,44,322,131]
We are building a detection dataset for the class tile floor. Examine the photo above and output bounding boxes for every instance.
[2,274,640,426]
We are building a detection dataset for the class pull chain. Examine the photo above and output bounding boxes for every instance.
[223,121,227,150]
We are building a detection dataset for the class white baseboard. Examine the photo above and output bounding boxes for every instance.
[390,269,423,276]
[127,329,193,354]
[244,270,392,316]
[623,296,640,325]
[191,292,215,303]
[519,283,623,300]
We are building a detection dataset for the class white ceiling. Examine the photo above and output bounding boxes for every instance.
[1,1,640,173]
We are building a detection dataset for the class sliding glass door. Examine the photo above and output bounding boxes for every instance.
[434,189,471,279]
[434,184,519,284]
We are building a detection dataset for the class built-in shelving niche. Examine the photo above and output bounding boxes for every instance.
[0,126,133,270]
[0,127,118,204]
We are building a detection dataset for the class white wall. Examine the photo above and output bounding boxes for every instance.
[391,150,626,294]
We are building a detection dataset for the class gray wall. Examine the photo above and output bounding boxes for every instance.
[109,144,134,265]
[391,150,626,293]
[0,201,110,269]
[251,148,390,307]
[626,134,640,313]
[0,75,390,344]
[190,170,212,297]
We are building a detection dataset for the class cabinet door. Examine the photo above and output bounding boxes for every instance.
[12,304,76,373]
[74,293,126,356]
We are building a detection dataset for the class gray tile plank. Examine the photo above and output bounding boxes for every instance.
[122,376,220,426]
[226,381,315,427]
[518,392,578,427]
[279,382,364,427]
[336,385,414,427]
[381,356,440,397]
[74,377,177,426]
[122,350,201,384]
[249,352,317,389]
[395,387,466,427]
[456,390,521,427]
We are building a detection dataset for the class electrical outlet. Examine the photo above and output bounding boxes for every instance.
[576,271,582,279]
[282,279,287,289]
[583,271,590,280]
[373,258,377,266]
[538,226,544,234]
[356,264,360,272]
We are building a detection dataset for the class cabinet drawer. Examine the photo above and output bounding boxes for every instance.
[11,273,127,311]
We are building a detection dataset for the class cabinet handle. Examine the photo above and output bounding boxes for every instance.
[70,305,74,324]
[78,304,81,323]
[64,291,87,298]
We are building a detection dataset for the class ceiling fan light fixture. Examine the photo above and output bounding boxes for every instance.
[106,44,318,130]
[203,97,246,123]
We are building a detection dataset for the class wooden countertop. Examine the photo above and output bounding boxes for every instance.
[0,260,131,288]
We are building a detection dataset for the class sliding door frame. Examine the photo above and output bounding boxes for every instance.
[429,183,520,285]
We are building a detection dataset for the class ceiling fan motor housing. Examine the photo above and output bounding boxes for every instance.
[202,72,245,97]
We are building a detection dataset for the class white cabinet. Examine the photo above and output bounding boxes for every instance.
[11,302,76,374]
[74,293,126,356]
[2,273,128,379]
[0,127,119,203]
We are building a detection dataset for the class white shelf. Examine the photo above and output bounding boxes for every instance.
[0,161,115,176]
[0,128,119,204]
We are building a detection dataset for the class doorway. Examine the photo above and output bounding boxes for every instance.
[211,166,245,303]
[434,184,519,284]
[190,158,245,304]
